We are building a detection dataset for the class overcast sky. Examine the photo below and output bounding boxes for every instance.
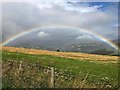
[1,0,118,42]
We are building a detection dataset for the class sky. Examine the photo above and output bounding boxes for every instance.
[1,0,119,43]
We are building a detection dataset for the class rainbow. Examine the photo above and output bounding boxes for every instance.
[2,25,119,50]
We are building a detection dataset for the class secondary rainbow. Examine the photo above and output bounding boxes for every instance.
[2,25,119,50]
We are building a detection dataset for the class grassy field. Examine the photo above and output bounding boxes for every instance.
[2,46,119,88]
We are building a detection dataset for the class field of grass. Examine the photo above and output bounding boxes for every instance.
[2,46,118,64]
[2,46,119,88]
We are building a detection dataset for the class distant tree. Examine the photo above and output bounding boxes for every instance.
[57,48,60,52]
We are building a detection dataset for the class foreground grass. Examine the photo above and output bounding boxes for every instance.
[2,50,118,88]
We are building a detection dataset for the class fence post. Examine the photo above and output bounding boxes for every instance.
[50,67,54,88]
[18,61,22,76]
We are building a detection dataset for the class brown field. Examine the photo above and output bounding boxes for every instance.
[2,46,118,64]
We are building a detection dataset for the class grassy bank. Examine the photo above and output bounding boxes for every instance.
[2,50,118,88]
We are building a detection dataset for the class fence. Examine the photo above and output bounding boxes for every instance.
[2,60,75,88]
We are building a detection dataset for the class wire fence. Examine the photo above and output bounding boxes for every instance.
[2,60,116,88]
[2,60,75,88]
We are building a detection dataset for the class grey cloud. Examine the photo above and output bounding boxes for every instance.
[2,2,42,41]
[2,2,118,42]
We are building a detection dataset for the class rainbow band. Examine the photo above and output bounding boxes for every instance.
[2,25,118,50]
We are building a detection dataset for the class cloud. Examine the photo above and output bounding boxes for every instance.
[35,2,53,9]
[2,0,119,2]
[60,4,102,13]
[76,34,94,40]
[34,1,102,13]
[2,2,118,42]
[2,2,41,41]
[38,31,49,39]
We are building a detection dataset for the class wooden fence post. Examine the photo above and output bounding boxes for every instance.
[50,67,54,88]
[18,61,22,77]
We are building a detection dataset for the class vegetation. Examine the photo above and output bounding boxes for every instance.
[2,47,119,88]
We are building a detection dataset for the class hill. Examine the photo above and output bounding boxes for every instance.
[4,28,118,56]
[2,46,119,88]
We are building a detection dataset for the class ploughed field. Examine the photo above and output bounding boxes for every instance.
[1,46,119,88]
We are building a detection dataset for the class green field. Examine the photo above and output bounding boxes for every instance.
[2,50,119,88]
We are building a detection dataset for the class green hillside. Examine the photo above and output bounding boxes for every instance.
[2,49,119,88]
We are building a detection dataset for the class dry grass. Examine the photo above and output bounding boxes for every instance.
[2,46,118,64]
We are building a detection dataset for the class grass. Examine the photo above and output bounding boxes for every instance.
[2,46,118,63]
[2,49,119,88]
